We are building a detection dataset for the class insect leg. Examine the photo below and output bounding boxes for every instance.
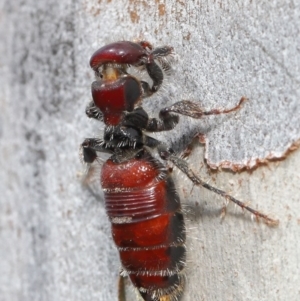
[146,109,179,132]
[118,275,126,301]
[176,133,206,160]
[141,47,173,96]
[81,138,113,164]
[149,46,174,72]
[85,101,104,121]
[149,46,174,61]
[139,60,164,95]
[138,40,174,62]
[118,273,158,301]
[144,97,245,132]
[157,145,279,226]
[122,107,179,132]
[160,97,246,119]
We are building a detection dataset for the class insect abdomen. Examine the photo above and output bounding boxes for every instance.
[101,152,186,300]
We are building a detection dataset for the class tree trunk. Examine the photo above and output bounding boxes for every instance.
[1,1,299,301]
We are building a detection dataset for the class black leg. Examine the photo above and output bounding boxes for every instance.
[81,138,113,164]
[157,144,279,226]
[85,101,104,121]
[149,46,174,61]
[145,60,164,94]
[146,110,179,132]
[122,107,179,133]
[139,45,174,96]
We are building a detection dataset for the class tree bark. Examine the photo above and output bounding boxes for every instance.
[1,1,299,301]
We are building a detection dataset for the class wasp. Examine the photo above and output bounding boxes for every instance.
[81,41,278,301]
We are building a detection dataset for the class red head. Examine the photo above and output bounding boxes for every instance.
[90,41,149,71]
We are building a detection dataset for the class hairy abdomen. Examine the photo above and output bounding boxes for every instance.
[101,152,186,301]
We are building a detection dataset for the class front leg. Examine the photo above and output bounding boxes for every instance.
[140,45,174,96]
[146,109,180,132]
[123,107,179,132]
[148,45,174,72]
[85,101,104,122]
[139,60,164,96]
[81,138,113,164]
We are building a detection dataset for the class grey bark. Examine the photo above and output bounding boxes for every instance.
[0,1,299,301]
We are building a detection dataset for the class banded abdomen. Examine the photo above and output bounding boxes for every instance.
[101,151,186,301]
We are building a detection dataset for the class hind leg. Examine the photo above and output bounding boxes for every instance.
[157,144,279,226]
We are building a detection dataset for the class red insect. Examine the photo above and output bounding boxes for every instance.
[81,41,278,301]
